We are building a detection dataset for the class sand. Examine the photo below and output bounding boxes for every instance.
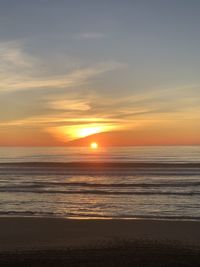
[0,217,200,266]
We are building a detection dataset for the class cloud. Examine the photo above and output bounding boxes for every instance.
[49,99,91,111]
[0,41,122,92]
[0,41,35,69]
[72,32,105,40]
[1,78,200,145]
[1,40,199,145]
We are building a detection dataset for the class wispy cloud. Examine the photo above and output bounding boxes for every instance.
[1,41,199,145]
[49,99,91,111]
[0,41,122,92]
[72,32,105,40]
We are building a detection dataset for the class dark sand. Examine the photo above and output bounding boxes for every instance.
[0,217,200,266]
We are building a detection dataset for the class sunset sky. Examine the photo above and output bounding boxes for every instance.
[0,0,200,146]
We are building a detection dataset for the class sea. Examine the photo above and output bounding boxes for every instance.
[0,146,200,220]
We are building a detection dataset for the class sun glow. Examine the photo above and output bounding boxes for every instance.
[78,127,102,138]
[90,142,98,149]
[53,123,116,141]
[49,122,118,143]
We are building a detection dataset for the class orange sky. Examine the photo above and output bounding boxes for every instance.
[1,118,199,146]
[1,2,200,146]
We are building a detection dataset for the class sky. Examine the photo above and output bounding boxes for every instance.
[0,0,200,146]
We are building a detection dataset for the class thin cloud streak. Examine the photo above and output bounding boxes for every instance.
[72,32,106,40]
[0,41,123,92]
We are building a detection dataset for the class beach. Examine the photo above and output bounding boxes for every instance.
[0,217,200,266]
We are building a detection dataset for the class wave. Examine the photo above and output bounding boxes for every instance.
[0,162,200,176]
[0,210,56,217]
[1,181,200,189]
[1,210,200,221]
[1,162,200,167]
[0,188,199,195]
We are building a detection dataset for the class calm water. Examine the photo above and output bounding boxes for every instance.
[0,146,200,220]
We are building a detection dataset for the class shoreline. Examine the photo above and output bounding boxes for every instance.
[2,214,200,221]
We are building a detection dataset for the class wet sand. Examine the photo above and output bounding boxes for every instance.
[0,217,200,266]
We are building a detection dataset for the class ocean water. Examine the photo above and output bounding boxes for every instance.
[0,146,200,220]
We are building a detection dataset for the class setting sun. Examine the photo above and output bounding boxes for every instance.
[90,142,98,149]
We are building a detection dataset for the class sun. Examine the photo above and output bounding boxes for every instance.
[90,142,98,149]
